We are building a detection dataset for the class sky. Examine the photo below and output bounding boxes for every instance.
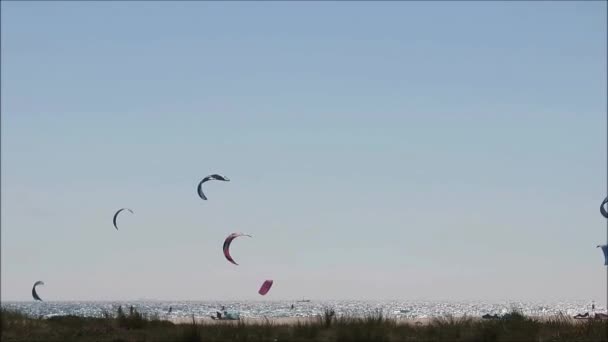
[1,1,606,303]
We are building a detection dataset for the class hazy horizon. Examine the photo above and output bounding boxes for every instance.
[1,2,607,303]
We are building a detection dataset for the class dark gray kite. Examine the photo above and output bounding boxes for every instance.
[113,208,134,230]
[197,174,230,200]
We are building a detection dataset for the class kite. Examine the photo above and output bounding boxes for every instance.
[32,281,44,301]
[197,174,230,200]
[113,208,134,230]
[259,280,273,296]
[223,233,252,265]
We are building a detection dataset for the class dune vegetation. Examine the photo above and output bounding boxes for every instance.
[1,307,607,342]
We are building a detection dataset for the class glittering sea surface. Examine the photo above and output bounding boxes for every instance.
[1,300,603,320]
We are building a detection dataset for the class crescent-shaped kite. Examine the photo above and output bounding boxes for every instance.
[258,280,273,296]
[113,208,134,230]
[223,233,252,265]
[601,197,608,219]
[32,281,44,301]
[197,174,230,201]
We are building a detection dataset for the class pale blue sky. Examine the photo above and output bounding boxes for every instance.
[1,1,606,302]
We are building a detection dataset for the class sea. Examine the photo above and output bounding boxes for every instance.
[1,300,603,320]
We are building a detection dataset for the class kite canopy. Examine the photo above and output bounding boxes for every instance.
[32,281,44,301]
[197,174,230,201]
[223,233,252,265]
[258,280,273,296]
[601,197,608,219]
[113,208,134,230]
[598,245,608,266]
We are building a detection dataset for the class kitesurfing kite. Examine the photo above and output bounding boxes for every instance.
[258,280,273,296]
[601,196,608,219]
[598,245,608,266]
[223,233,252,265]
[113,208,134,230]
[197,174,230,200]
[32,281,44,301]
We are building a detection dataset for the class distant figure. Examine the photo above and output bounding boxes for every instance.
[595,313,608,319]
[168,306,172,314]
[291,304,294,310]
[216,311,222,319]
[221,306,226,311]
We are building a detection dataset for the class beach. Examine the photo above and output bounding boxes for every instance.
[168,315,605,326]
[3,307,607,342]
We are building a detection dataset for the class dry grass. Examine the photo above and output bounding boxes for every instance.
[2,307,606,342]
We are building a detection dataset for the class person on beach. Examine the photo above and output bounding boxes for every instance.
[215,306,226,319]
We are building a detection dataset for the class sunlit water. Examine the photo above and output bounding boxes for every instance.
[1,300,603,320]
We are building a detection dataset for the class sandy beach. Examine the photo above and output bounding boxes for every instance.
[169,316,434,326]
[169,315,607,326]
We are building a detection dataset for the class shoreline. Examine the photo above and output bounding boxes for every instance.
[168,314,607,326]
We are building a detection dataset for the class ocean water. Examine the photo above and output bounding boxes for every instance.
[1,300,603,320]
